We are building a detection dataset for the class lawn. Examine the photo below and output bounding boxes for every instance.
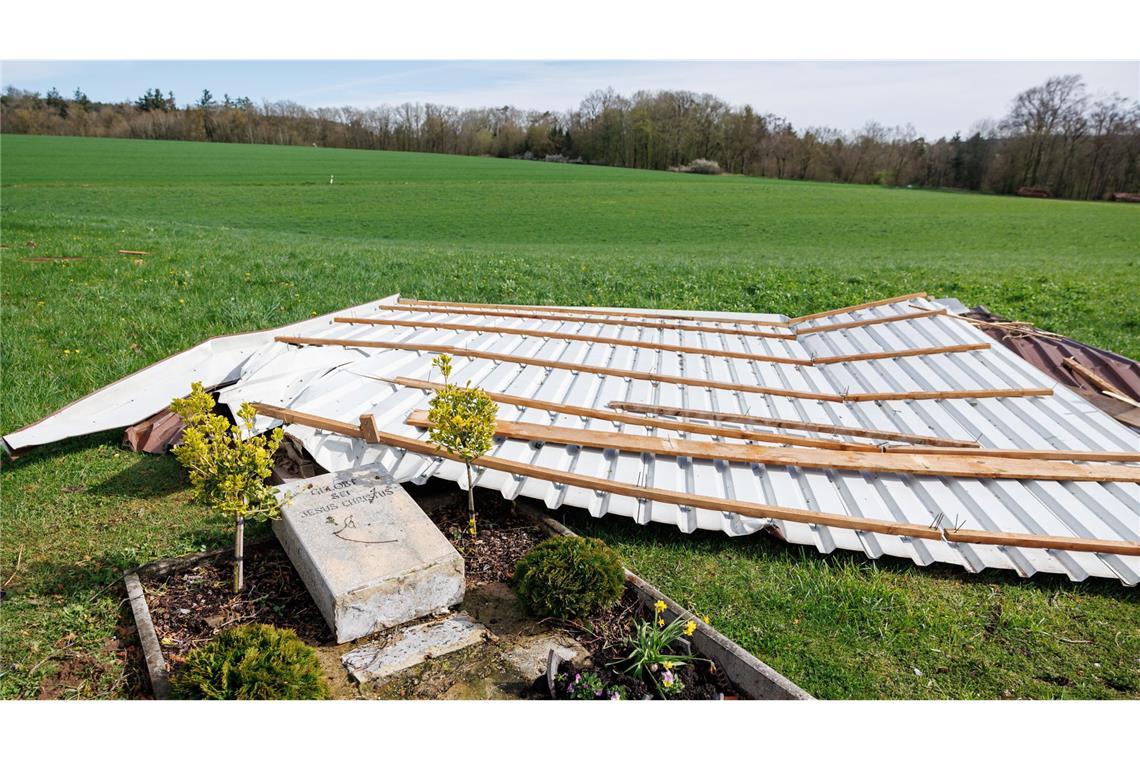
[1,134,1137,699]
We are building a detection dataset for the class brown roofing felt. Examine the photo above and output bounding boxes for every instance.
[964,306,1140,429]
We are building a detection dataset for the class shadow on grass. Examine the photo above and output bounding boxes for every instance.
[1,430,125,473]
[21,548,153,598]
[88,456,185,499]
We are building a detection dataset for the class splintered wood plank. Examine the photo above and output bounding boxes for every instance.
[250,402,1140,558]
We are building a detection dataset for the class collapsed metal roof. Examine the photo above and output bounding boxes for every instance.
[6,293,1139,585]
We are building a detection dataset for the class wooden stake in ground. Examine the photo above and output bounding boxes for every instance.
[234,514,244,594]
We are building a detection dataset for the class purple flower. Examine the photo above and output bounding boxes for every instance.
[662,670,676,687]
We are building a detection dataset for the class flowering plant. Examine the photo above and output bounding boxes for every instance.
[426,354,497,537]
[556,669,628,701]
[613,599,702,698]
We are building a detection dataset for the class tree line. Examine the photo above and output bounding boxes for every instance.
[3,74,1137,200]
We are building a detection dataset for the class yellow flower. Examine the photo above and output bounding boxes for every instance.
[654,600,667,614]
[657,617,665,627]
[702,615,710,625]
[683,620,697,636]
[179,298,185,305]
[663,661,673,670]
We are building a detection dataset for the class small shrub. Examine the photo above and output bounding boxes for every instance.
[172,624,329,700]
[513,536,625,618]
[669,158,723,175]
[685,158,723,175]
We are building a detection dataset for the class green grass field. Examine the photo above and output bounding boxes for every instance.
[2,134,1137,699]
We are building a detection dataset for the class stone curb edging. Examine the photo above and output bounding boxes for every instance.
[124,571,171,700]
[515,502,813,700]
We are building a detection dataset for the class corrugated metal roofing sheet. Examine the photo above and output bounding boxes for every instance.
[205,295,1140,586]
[5,293,1136,584]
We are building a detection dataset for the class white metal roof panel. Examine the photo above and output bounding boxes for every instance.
[8,293,1137,584]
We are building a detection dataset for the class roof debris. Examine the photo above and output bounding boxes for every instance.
[4,293,1138,585]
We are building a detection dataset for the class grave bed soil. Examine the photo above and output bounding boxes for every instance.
[526,586,737,700]
[140,487,742,699]
[142,490,549,685]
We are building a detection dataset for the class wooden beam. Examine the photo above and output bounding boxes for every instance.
[387,377,1135,462]
[405,410,1140,483]
[250,402,1140,557]
[401,298,789,327]
[274,335,1053,403]
[810,342,991,364]
[388,376,884,452]
[786,292,928,326]
[890,445,1140,463]
[335,316,812,365]
[608,401,981,447]
[793,308,947,335]
[1063,357,1129,396]
[380,303,798,340]
[351,315,988,365]
[252,403,363,439]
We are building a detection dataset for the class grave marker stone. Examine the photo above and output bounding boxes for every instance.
[274,464,464,643]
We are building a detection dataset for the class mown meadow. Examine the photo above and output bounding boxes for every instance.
[2,134,1137,698]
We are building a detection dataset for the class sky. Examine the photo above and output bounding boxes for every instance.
[2,60,1136,138]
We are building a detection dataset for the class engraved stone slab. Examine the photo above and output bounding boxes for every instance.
[341,613,489,683]
[274,464,464,643]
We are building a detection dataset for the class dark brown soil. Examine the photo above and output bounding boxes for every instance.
[531,587,737,700]
[141,482,739,699]
[405,481,546,585]
[146,543,332,666]
[144,485,545,669]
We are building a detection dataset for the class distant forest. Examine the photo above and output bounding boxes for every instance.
[3,74,1137,200]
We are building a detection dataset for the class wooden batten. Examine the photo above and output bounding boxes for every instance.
[810,342,990,364]
[387,376,883,452]
[607,401,981,447]
[379,303,798,340]
[352,315,988,365]
[404,410,1140,483]
[358,413,382,443]
[250,402,1140,558]
[335,316,813,365]
[275,336,1052,403]
[400,298,790,328]
[253,403,362,439]
[786,292,929,326]
[793,308,947,335]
